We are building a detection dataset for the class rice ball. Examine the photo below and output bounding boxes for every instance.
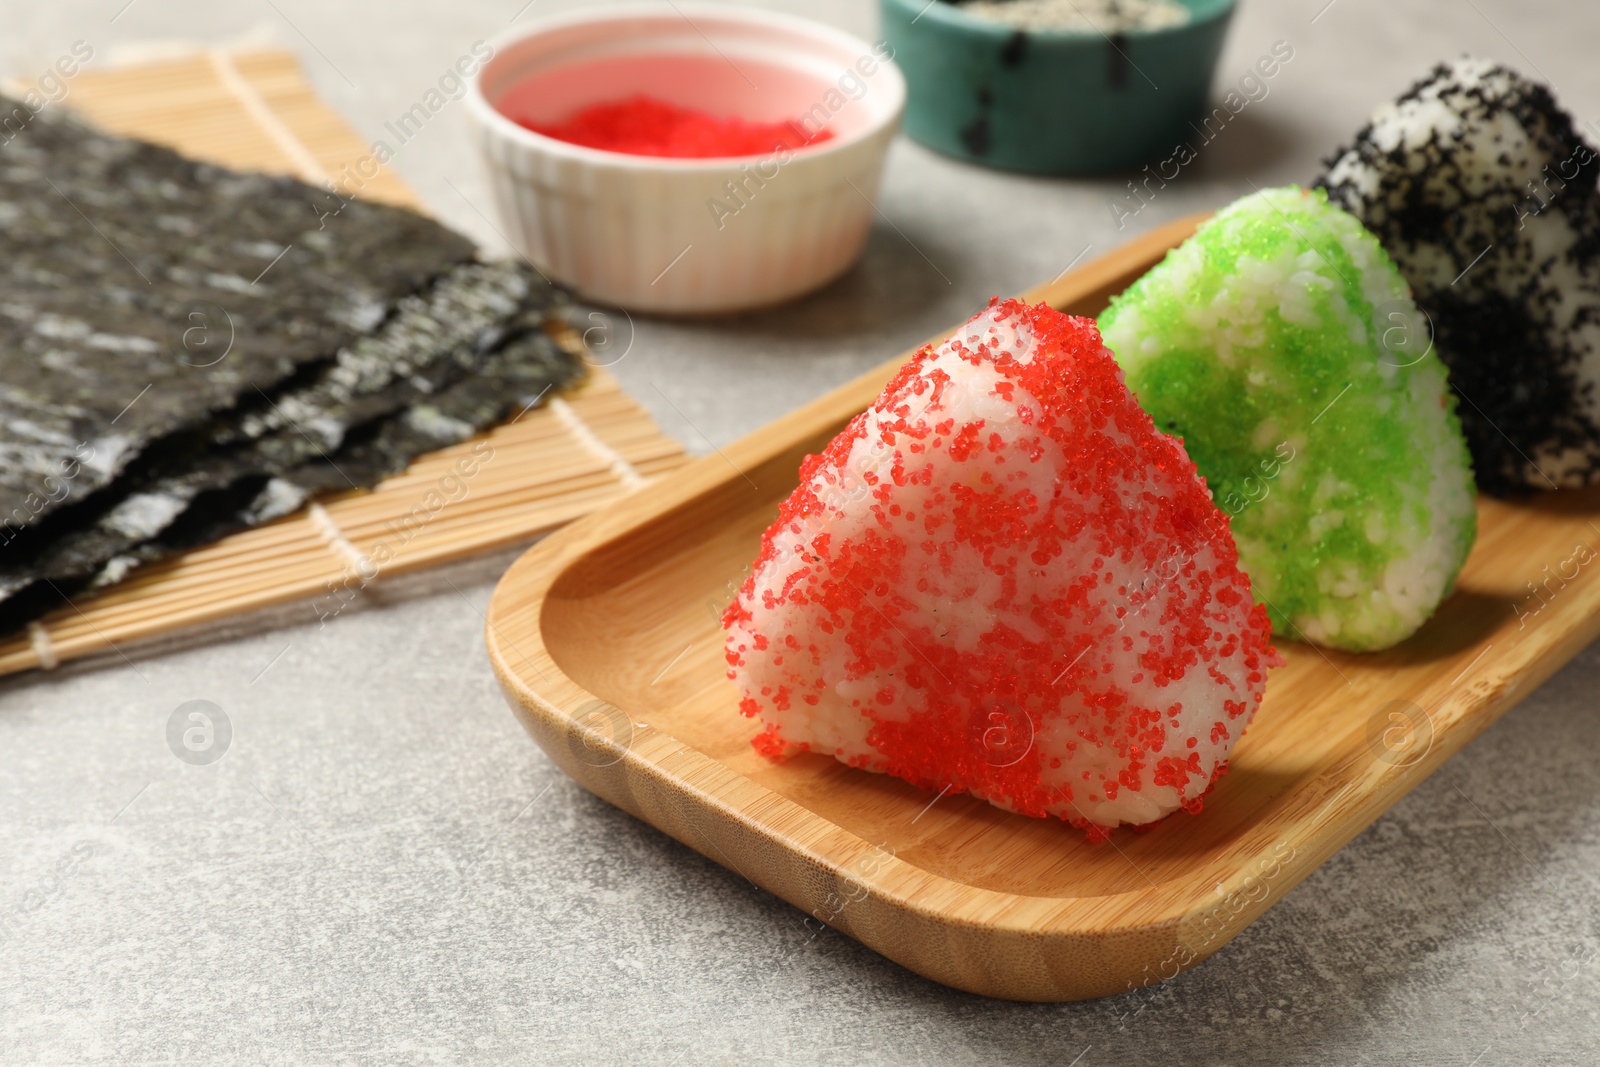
[723,299,1277,836]
[1099,185,1478,652]
[1318,57,1600,495]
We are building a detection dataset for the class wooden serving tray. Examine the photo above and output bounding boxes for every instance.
[486,213,1600,1001]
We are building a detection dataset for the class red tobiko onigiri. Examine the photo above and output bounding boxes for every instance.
[723,299,1278,838]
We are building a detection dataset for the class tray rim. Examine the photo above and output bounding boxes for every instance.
[486,212,1600,1000]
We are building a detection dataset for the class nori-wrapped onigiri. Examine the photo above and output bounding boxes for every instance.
[1099,185,1477,652]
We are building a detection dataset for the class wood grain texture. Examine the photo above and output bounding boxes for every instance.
[0,51,688,676]
[488,210,1600,1000]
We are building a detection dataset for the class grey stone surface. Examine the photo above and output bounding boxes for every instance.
[2,1,1599,1063]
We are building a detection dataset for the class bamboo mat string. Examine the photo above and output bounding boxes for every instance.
[207,49,332,185]
[550,396,649,492]
[306,501,374,575]
[26,623,58,671]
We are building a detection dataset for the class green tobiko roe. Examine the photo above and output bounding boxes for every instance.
[1099,184,1477,652]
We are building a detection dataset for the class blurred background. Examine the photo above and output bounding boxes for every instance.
[2,2,1597,1064]
[10,0,1585,453]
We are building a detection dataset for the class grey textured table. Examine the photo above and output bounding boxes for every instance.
[3,1,1599,1063]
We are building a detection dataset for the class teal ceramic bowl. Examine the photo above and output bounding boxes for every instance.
[880,0,1237,174]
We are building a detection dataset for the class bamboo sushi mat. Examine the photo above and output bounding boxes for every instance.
[0,50,688,676]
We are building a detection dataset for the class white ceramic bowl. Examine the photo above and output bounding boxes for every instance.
[467,4,906,315]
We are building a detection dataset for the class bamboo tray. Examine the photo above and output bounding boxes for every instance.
[487,213,1600,1002]
[0,51,686,676]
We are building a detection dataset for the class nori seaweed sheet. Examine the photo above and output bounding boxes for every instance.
[0,289,583,632]
[0,261,572,609]
[119,317,581,562]
[0,93,477,537]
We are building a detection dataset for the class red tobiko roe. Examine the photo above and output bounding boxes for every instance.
[519,95,834,159]
[722,298,1281,842]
